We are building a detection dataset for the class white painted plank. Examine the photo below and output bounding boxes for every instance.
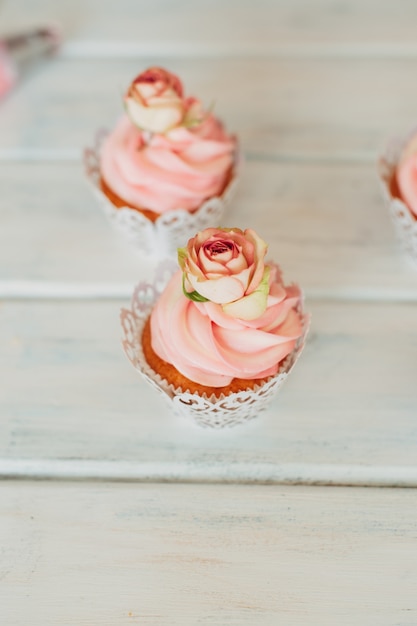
[1,300,416,477]
[3,0,417,52]
[1,481,417,625]
[59,42,417,60]
[1,162,417,299]
[0,58,416,160]
[0,163,150,286]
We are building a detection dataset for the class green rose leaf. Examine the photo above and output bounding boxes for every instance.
[182,272,209,303]
[177,247,188,270]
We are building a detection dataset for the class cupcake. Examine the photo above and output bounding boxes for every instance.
[85,67,238,258]
[121,227,309,428]
[379,127,417,266]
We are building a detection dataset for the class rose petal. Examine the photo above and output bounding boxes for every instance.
[135,81,159,100]
[185,253,207,282]
[222,288,266,321]
[230,266,252,292]
[187,273,245,304]
[198,245,230,275]
[204,239,236,263]
[225,251,248,274]
[222,267,269,320]
[229,231,255,265]
[192,228,224,249]
[147,91,182,107]
[245,230,268,294]
[132,67,183,98]
[125,98,184,133]
[202,301,246,330]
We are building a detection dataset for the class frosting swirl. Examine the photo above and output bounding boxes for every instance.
[100,114,236,214]
[150,266,303,387]
[396,134,417,218]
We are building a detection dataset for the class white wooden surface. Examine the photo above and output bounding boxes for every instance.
[1,58,417,161]
[1,1,417,620]
[2,162,417,299]
[0,0,416,455]
[4,0,417,51]
[0,0,416,482]
[2,482,417,626]
[1,300,417,478]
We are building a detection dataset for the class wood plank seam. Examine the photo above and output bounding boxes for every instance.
[2,459,417,487]
[2,283,417,302]
[61,41,417,60]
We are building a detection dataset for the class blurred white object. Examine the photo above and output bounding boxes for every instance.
[0,25,60,98]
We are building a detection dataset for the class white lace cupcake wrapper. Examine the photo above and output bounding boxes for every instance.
[379,128,417,268]
[84,129,240,260]
[120,264,310,429]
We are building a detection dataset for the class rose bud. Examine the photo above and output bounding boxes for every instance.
[178,227,270,321]
[124,66,186,134]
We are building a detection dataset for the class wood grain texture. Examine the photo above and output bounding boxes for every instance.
[1,481,417,625]
[0,4,416,619]
[2,161,417,298]
[0,58,415,160]
[1,299,416,476]
[3,0,417,51]
[0,1,415,487]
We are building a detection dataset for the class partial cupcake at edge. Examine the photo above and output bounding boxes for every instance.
[85,66,238,257]
[379,127,417,266]
[121,227,309,428]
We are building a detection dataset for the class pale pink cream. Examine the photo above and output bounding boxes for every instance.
[150,265,303,388]
[100,114,236,214]
[396,136,417,218]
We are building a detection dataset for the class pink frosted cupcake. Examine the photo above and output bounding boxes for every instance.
[85,67,238,257]
[121,227,309,428]
[379,128,417,266]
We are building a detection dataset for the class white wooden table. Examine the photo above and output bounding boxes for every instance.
[1,1,417,623]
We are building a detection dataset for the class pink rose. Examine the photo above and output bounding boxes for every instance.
[124,67,185,133]
[178,228,269,321]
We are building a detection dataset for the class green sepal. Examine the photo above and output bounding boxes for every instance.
[182,100,216,129]
[182,273,209,303]
[177,247,188,270]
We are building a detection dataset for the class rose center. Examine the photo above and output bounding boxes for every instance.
[205,240,236,257]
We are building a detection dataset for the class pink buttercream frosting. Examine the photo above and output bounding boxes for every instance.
[100,114,236,214]
[396,134,417,218]
[150,265,303,387]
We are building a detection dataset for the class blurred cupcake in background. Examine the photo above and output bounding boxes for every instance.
[85,67,238,258]
[379,127,417,267]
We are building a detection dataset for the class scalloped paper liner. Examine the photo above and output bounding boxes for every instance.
[84,129,240,259]
[379,127,417,268]
[120,266,310,429]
